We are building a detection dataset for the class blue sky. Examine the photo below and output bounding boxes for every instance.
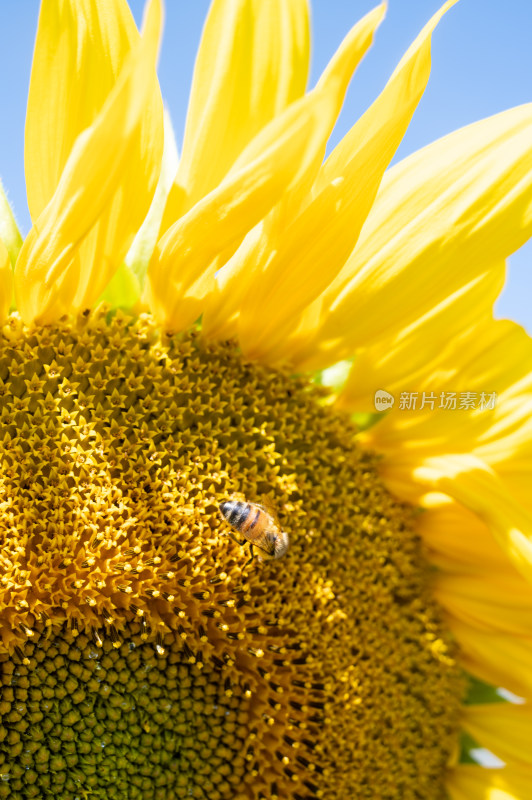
[0,1,530,331]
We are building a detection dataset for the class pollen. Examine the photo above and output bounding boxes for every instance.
[0,309,463,798]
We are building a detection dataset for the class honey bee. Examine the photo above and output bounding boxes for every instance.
[220,500,289,567]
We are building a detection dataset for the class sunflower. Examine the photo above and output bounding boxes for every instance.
[1,0,532,798]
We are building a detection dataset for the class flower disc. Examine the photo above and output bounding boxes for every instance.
[0,310,463,798]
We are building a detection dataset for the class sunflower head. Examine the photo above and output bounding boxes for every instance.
[0,308,463,798]
[1,0,532,798]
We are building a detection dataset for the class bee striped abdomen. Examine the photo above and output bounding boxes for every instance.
[220,500,289,564]
[242,506,262,532]
[220,500,255,531]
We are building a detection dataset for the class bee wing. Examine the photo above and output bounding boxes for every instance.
[261,528,279,557]
[255,501,289,560]
[254,498,279,525]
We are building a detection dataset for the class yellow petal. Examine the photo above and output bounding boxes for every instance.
[237,1,456,362]
[0,239,13,324]
[354,318,532,583]
[160,0,310,231]
[417,503,516,574]
[464,703,532,766]
[0,179,22,267]
[301,102,532,368]
[357,320,532,481]
[352,320,532,572]
[15,0,164,324]
[147,84,355,331]
[414,455,532,586]
[354,320,531,478]
[315,0,456,194]
[448,764,532,800]
[336,263,505,411]
[201,224,265,339]
[450,619,532,700]
[125,107,180,287]
[196,4,387,341]
[434,571,532,637]
[25,0,139,221]
[282,3,387,218]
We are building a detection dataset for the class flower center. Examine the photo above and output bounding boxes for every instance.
[0,309,463,799]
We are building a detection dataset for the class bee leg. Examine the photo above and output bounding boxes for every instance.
[227,531,244,547]
[243,544,255,569]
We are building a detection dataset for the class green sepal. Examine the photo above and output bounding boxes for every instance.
[458,731,482,764]
[125,107,179,289]
[464,675,507,705]
[314,359,353,394]
[98,262,141,310]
